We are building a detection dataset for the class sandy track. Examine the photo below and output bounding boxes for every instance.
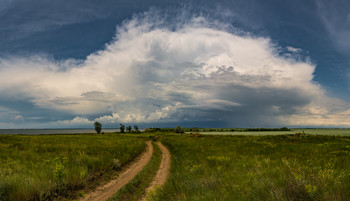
[80,141,153,201]
[141,141,171,201]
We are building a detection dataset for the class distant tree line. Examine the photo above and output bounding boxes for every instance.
[143,126,185,133]
[244,127,290,132]
[93,121,140,134]
[186,127,290,132]
[119,124,140,133]
[94,121,290,134]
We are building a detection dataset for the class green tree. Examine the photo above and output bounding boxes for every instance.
[120,124,125,133]
[126,125,132,133]
[94,121,102,134]
[134,125,140,133]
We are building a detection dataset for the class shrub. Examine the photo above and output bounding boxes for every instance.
[174,126,185,133]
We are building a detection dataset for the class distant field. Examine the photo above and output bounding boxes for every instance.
[192,129,350,136]
[0,134,146,201]
[153,134,350,200]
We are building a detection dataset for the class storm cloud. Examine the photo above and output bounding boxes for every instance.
[0,12,349,128]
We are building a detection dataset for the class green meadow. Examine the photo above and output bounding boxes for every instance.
[1,130,350,201]
[0,134,145,200]
[152,134,350,200]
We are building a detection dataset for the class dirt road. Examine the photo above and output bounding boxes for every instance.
[80,141,153,201]
[141,141,171,201]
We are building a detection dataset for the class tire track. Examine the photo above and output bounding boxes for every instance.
[80,141,153,201]
[141,141,171,201]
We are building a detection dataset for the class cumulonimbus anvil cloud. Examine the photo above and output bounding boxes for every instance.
[0,13,349,128]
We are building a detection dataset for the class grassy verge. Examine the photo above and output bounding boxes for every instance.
[0,134,146,201]
[152,134,350,200]
[109,140,162,201]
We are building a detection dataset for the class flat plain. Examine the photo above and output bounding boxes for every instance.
[1,130,350,201]
[154,132,350,200]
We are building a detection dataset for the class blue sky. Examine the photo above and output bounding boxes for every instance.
[0,0,349,128]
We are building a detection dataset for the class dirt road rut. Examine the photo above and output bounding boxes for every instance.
[81,141,153,201]
[141,141,171,201]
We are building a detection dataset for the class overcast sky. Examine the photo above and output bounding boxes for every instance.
[0,0,350,128]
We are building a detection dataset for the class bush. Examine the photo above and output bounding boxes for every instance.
[280,127,291,131]
[174,126,185,133]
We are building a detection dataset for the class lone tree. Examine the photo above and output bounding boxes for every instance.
[94,121,102,134]
[126,125,132,133]
[120,124,125,133]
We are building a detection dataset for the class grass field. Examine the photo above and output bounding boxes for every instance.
[152,134,350,201]
[193,129,350,136]
[0,134,146,201]
[1,131,350,201]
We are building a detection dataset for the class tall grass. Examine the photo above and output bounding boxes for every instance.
[152,134,350,200]
[0,134,145,201]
